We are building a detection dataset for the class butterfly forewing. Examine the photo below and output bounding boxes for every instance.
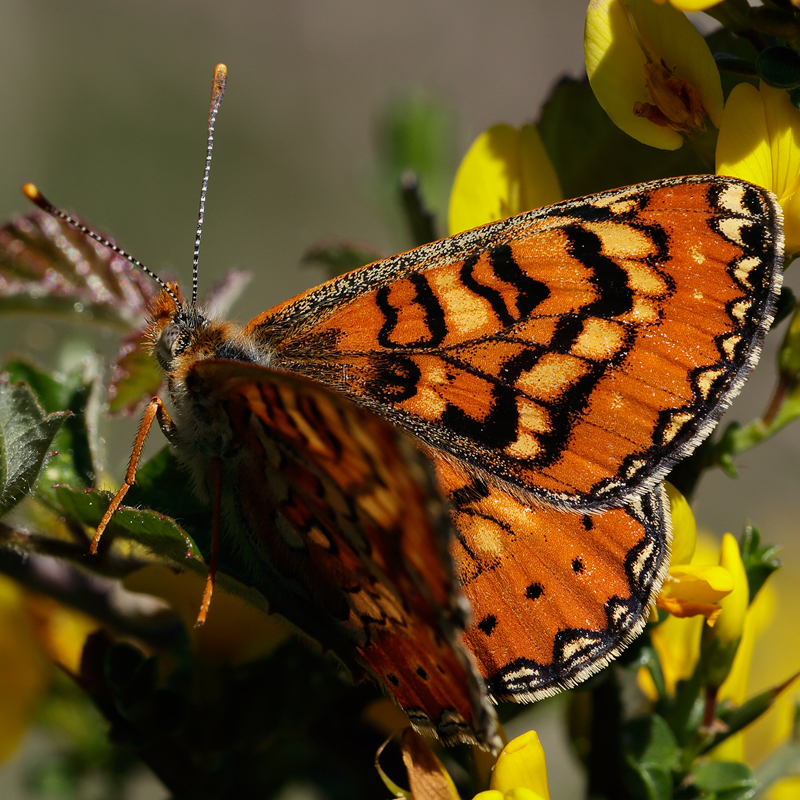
[186,360,500,750]
[248,176,782,510]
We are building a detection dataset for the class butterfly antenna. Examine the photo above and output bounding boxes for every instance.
[21,183,183,310]
[192,63,227,309]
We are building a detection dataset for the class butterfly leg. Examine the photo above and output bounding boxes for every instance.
[195,456,222,627]
[90,396,175,554]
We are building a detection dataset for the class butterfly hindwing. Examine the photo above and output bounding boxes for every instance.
[247,176,782,511]
[186,360,501,750]
[435,458,670,700]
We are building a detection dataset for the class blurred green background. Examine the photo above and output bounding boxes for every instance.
[0,1,798,797]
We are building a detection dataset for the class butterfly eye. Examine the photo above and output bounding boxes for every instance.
[156,322,189,369]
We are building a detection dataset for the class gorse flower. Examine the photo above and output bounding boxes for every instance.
[655,484,734,625]
[700,533,750,689]
[585,0,723,149]
[0,575,97,762]
[448,123,561,235]
[716,82,800,256]
[124,566,290,664]
[652,0,724,11]
[473,730,551,800]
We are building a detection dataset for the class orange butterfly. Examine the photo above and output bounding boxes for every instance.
[24,65,783,752]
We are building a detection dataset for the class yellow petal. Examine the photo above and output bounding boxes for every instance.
[663,0,724,10]
[644,534,731,696]
[664,482,696,566]
[473,793,505,800]
[662,564,734,604]
[124,566,289,664]
[711,581,776,761]
[490,731,550,799]
[24,597,98,674]
[716,82,800,252]
[656,595,722,623]
[712,533,749,647]
[448,123,561,235]
[503,790,548,800]
[644,613,705,696]
[782,187,800,257]
[0,577,51,763]
[585,0,723,150]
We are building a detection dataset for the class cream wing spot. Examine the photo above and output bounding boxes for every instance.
[514,354,591,401]
[620,261,669,296]
[734,256,762,289]
[571,319,626,360]
[719,218,748,247]
[722,334,742,359]
[427,268,492,336]
[717,183,751,215]
[659,410,694,445]
[690,244,707,265]
[623,296,660,324]
[584,221,656,260]
[504,399,549,459]
[731,298,752,323]
[696,368,725,400]
[464,515,507,561]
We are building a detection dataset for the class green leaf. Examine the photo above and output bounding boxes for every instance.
[622,715,679,800]
[107,331,163,415]
[5,357,104,491]
[691,760,756,799]
[706,27,760,99]
[53,484,201,568]
[757,46,800,89]
[703,672,800,755]
[376,90,455,244]
[537,78,706,200]
[739,525,781,604]
[0,379,68,516]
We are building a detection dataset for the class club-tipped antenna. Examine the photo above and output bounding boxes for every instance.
[192,63,227,309]
[21,182,182,310]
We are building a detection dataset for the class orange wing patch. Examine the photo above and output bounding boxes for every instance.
[249,176,782,511]
[434,458,669,701]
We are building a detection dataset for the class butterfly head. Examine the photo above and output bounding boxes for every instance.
[143,283,239,377]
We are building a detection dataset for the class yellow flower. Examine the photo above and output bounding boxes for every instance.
[716,81,800,254]
[448,123,561,235]
[123,565,290,665]
[639,487,742,699]
[0,575,98,763]
[710,580,775,762]
[585,0,723,149]
[474,730,551,800]
[656,484,734,624]
[0,577,50,763]
[652,0,723,10]
[704,535,749,655]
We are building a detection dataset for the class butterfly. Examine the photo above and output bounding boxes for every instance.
[23,65,784,752]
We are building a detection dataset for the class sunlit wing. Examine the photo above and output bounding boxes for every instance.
[187,360,501,750]
[247,176,782,511]
[434,458,669,700]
